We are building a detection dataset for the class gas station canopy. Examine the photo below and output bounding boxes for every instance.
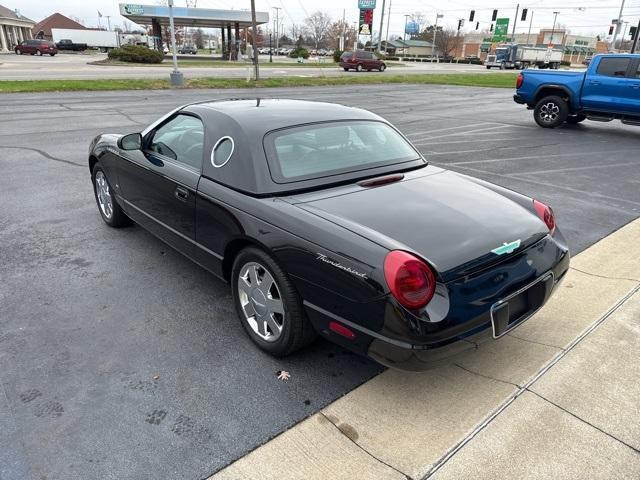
[118,3,269,29]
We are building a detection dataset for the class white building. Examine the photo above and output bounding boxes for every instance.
[0,4,35,52]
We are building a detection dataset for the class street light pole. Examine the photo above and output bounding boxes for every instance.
[384,0,392,54]
[511,4,519,41]
[250,0,259,80]
[272,7,281,51]
[377,0,386,52]
[167,0,183,86]
[526,10,534,46]
[631,19,640,53]
[432,13,443,62]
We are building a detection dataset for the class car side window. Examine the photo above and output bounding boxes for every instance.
[148,114,204,170]
[596,58,630,77]
[636,63,640,79]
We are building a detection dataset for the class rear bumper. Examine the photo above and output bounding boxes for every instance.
[305,235,570,371]
[513,93,526,104]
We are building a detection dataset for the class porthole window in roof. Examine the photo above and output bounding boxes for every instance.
[211,136,234,168]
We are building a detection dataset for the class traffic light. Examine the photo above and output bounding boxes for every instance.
[521,9,527,22]
[609,25,614,35]
[469,10,475,22]
[492,10,498,22]
[476,22,480,30]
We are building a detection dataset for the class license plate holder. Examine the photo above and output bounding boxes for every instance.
[491,272,554,338]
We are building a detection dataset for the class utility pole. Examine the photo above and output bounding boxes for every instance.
[384,0,392,54]
[526,10,534,46]
[432,13,443,62]
[167,0,183,86]
[377,0,386,52]
[631,19,640,53]
[511,4,519,41]
[622,21,629,51]
[611,0,626,52]
[340,9,345,51]
[250,0,259,80]
[272,7,281,51]
[550,11,559,45]
[106,15,111,31]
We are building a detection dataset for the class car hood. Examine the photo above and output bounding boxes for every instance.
[291,168,547,282]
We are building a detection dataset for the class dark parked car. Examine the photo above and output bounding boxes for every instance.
[178,45,197,54]
[55,39,88,51]
[340,50,386,72]
[88,99,569,370]
[15,39,57,56]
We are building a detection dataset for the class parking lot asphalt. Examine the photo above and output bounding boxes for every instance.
[1,85,639,480]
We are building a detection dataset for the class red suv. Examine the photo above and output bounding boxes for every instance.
[340,50,386,72]
[15,39,58,56]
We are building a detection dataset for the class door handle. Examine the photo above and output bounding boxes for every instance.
[631,84,640,89]
[589,81,601,86]
[174,187,189,201]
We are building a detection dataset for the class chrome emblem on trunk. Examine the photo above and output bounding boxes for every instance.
[491,239,521,255]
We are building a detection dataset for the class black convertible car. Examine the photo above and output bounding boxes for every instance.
[89,99,569,370]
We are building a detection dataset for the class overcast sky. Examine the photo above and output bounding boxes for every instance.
[18,0,640,38]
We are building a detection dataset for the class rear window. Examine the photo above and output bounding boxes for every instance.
[340,52,353,60]
[596,58,630,77]
[264,121,421,183]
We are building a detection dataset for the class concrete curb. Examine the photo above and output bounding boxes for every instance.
[210,218,640,480]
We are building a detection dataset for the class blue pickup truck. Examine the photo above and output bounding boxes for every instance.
[514,54,640,128]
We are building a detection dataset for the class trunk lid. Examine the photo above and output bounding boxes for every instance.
[291,168,547,283]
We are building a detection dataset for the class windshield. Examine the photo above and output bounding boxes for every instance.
[264,121,421,183]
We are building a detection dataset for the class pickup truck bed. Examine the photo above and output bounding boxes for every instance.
[514,54,640,128]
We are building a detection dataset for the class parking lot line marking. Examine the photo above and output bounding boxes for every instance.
[502,161,640,177]
[404,123,496,137]
[448,149,636,166]
[449,164,640,209]
[412,136,531,146]
[417,125,521,141]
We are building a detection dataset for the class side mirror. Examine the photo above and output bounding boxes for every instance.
[118,133,142,151]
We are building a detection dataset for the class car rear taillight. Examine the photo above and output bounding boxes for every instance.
[516,72,524,89]
[384,251,436,310]
[533,199,556,234]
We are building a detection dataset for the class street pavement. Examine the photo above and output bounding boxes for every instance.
[0,52,516,80]
[0,84,639,480]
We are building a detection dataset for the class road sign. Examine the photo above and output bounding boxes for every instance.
[358,0,376,9]
[493,18,509,41]
[359,8,373,35]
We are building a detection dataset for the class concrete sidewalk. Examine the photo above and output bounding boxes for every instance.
[211,218,640,480]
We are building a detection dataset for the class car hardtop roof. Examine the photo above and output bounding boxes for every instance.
[185,98,383,135]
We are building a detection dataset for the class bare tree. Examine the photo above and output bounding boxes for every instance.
[304,11,333,49]
[326,20,351,50]
[419,26,456,58]
[289,23,302,41]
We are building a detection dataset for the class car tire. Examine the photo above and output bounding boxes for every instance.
[566,114,587,124]
[379,63,386,72]
[91,163,131,228]
[231,247,317,357]
[16,48,21,55]
[343,67,349,71]
[500,62,506,70]
[486,65,491,69]
[36,49,42,56]
[356,63,363,72]
[49,53,55,57]
[534,96,569,128]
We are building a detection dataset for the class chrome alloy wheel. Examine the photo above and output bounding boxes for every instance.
[237,262,285,342]
[539,102,560,123]
[95,171,113,219]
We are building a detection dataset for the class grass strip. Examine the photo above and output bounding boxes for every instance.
[0,73,518,93]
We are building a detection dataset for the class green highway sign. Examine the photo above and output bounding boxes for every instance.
[493,18,509,42]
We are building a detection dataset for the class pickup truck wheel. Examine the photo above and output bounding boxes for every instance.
[566,114,587,124]
[534,96,569,128]
[486,65,491,69]
[232,247,317,356]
